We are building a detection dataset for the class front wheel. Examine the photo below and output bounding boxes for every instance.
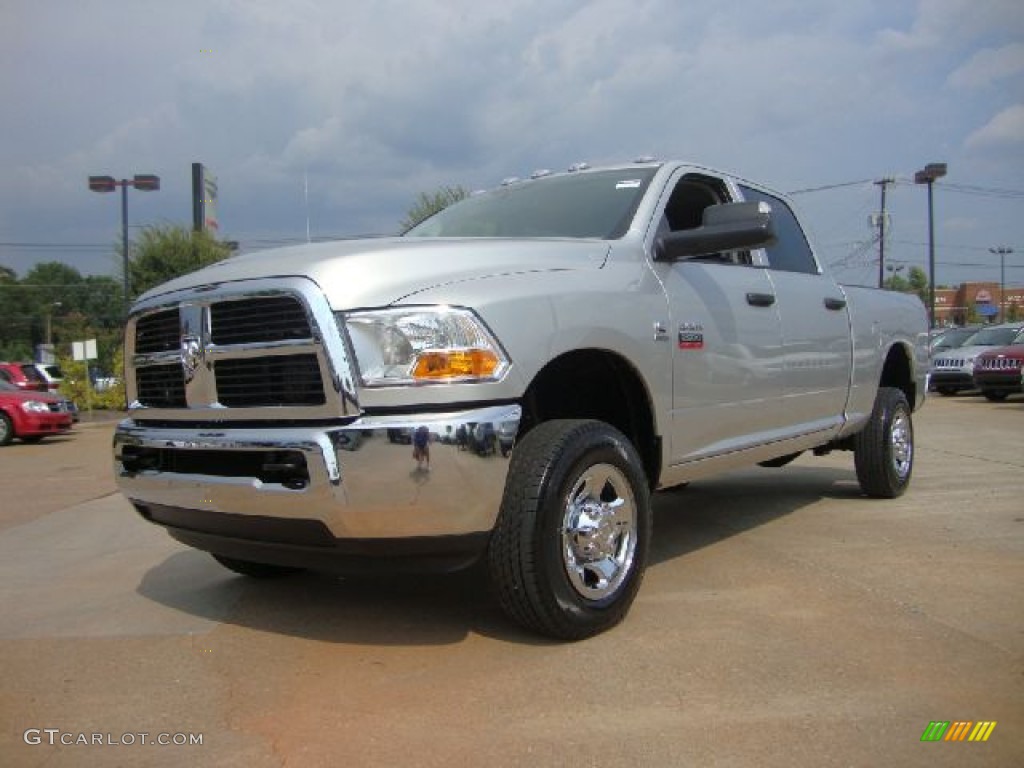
[854,387,914,498]
[0,413,13,446]
[983,391,1008,402]
[488,419,652,641]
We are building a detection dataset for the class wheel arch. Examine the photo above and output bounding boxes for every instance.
[879,341,916,408]
[519,348,661,488]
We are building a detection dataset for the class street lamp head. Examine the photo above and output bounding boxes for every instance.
[914,163,947,184]
[133,174,160,191]
[88,175,117,193]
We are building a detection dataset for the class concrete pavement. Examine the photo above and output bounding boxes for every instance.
[1,397,1021,766]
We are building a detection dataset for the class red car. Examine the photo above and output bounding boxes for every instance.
[972,344,1024,401]
[0,380,73,445]
[0,362,48,392]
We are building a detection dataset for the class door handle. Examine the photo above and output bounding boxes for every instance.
[746,292,776,307]
[824,297,847,310]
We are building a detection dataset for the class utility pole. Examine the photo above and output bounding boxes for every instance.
[875,178,894,288]
[989,247,1013,322]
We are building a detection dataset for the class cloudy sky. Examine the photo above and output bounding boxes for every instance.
[1,0,1022,289]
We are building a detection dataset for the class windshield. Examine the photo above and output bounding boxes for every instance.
[965,326,1022,346]
[933,328,977,350]
[405,168,658,240]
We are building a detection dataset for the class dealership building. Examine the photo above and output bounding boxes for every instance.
[933,282,1024,326]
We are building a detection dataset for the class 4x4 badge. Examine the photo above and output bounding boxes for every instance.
[181,334,202,383]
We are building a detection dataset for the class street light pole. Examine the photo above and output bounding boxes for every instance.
[989,246,1013,323]
[914,163,947,327]
[88,174,160,315]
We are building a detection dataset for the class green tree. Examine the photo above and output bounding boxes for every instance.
[883,266,929,307]
[882,272,909,292]
[127,225,233,298]
[907,266,929,306]
[400,185,469,232]
[0,264,32,360]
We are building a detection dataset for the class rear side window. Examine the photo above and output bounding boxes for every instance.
[20,365,45,382]
[738,185,818,274]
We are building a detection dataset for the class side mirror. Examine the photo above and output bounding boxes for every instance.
[654,201,776,261]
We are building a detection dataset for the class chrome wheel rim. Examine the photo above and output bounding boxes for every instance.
[890,409,913,479]
[561,463,637,601]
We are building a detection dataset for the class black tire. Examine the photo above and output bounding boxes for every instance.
[212,554,304,578]
[982,391,1008,402]
[0,413,13,446]
[854,387,914,498]
[488,419,652,641]
[937,387,958,397]
[20,436,44,444]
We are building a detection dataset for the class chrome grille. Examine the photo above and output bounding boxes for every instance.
[129,292,331,413]
[215,355,324,407]
[137,364,187,408]
[210,297,312,345]
[978,357,1022,370]
[135,309,180,354]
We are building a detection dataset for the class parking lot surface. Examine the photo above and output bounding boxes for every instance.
[1,397,1021,767]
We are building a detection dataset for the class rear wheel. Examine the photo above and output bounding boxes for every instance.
[936,387,958,397]
[854,387,914,498]
[212,554,304,578]
[488,419,651,641]
[982,391,1008,402]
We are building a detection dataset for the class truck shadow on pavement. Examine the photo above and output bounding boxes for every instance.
[136,465,863,646]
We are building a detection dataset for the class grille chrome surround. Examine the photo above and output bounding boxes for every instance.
[125,278,359,420]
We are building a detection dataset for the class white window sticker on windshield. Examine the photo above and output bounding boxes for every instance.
[616,179,642,189]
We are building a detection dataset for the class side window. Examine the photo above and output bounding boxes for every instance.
[739,185,818,274]
[660,174,750,265]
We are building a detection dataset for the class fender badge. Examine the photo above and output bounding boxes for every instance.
[678,323,704,350]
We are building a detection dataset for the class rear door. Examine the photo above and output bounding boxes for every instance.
[738,185,853,437]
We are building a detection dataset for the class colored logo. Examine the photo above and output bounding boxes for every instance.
[920,721,996,742]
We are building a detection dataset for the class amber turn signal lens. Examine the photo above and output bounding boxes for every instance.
[411,349,502,380]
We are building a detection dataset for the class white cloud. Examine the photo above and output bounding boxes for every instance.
[948,43,1024,89]
[966,104,1024,148]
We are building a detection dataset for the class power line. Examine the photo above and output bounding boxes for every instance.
[789,179,874,195]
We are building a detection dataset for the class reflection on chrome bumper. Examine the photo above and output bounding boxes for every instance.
[114,404,521,540]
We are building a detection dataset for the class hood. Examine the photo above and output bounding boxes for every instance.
[0,387,60,404]
[138,237,610,309]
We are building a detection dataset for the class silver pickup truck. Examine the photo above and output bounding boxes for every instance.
[114,160,928,640]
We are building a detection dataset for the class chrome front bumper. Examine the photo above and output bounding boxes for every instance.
[114,404,521,548]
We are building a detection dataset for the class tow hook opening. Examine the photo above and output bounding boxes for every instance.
[117,445,310,488]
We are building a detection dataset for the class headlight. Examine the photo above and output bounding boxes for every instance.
[342,306,509,387]
[21,400,50,414]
